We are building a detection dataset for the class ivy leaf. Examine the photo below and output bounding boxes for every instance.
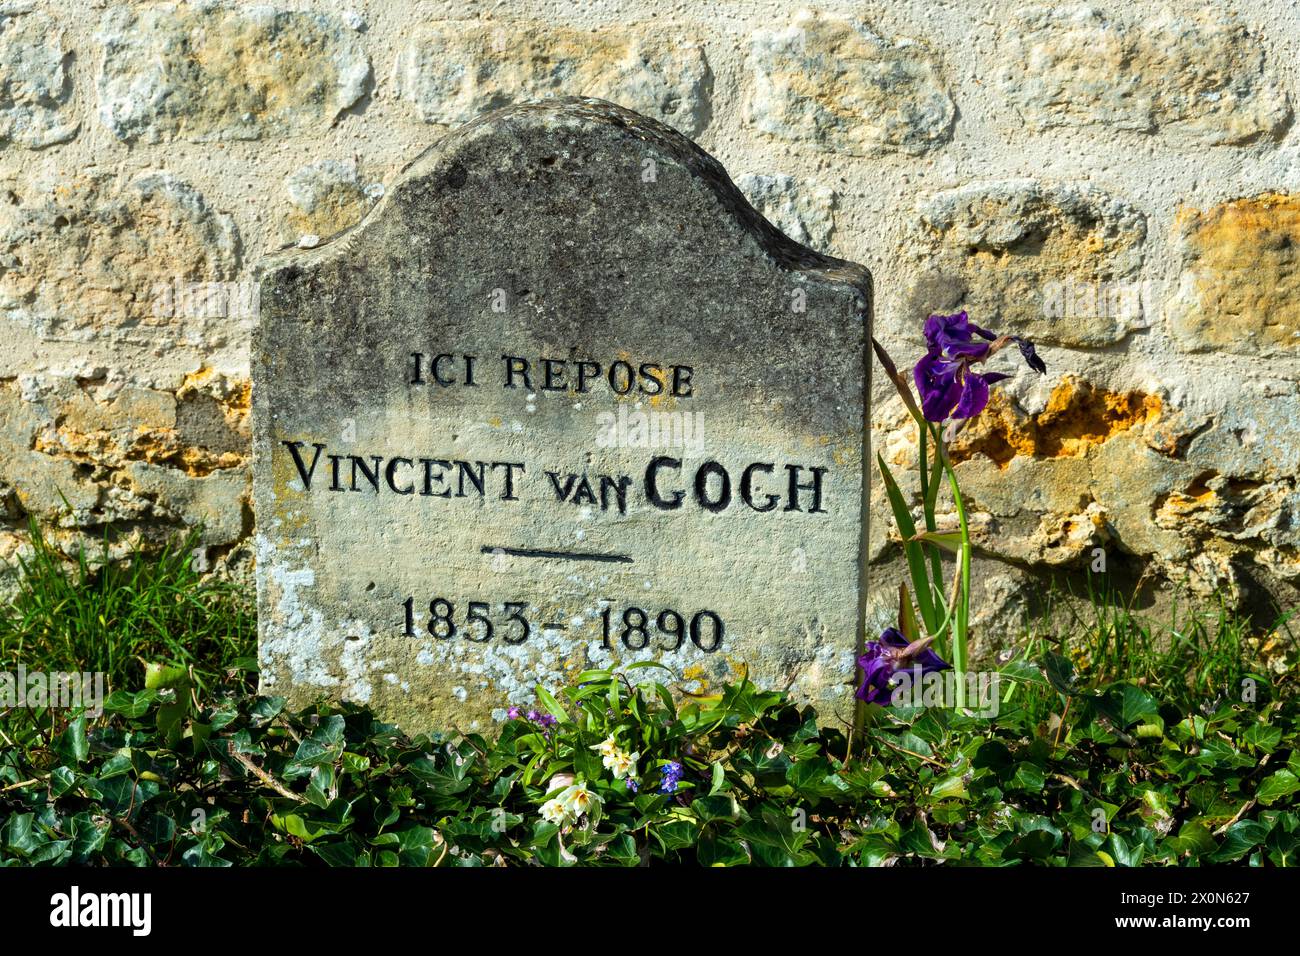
[690,794,740,825]
[698,835,749,866]
[103,690,158,718]
[1042,653,1077,696]
[1242,723,1283,752]
[144,662,190,690]
[1256,769,1300,806]
[406,757,472,796]
[55,715,89,765]
[1210,820,1271,863]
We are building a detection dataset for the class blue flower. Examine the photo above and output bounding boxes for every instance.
[659,761,684,794]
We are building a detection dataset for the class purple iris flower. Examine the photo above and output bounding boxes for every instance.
[856,628,950,705]
[914,312,1046,423]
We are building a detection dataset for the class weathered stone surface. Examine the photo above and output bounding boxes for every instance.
[911,180,1148,347]
[1167,193,1300,356]
[0,7,78,148]
[870,353,1300,623]
[0,0,1293,666]
[872,374,1173,572]
[1146,376,1300,592]
[999,6,1291,145]
[96,3,371,143]
[282,159,383,246]
[745,10,954,156]
[0,171,241,353]
[254,99,872,732]
[394,22,710,135]
[0,368,250,546]
[947,378,1164,471]
[735,173,836,250]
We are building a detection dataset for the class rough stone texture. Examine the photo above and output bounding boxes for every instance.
[910,181,1149,347]
[870,354,1300,623]
[0,0,1298,672]
[1167,193,1300,355]
[0,162,250,571]
[282,159,383,246]
[253,99,871,732]
[745,10,954,156]
[0,171,241,347]
[0,368,250,552]
[394,21,710,135]
[735,173,836,250]
[96,3,371,143]
[0,6,77,148]
[1000,5,1292,146]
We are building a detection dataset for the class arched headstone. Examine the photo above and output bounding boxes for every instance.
[254,98,872,732]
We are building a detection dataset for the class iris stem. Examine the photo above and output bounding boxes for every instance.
[918,425,948,649]
[937,435,971,711]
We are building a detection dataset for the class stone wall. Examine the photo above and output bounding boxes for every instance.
[3,0,1298,644]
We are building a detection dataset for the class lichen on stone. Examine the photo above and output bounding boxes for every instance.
[96,3,372,143]
[394,21,711,136]
[745,9,954,156]
[1168,193,1300,355]
[0,7,78,148]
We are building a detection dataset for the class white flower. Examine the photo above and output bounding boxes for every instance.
[604,749,640,781]
[541,780,603,827]
[559,781,601,817]
[540,798,572,826]
[590,735,620,759]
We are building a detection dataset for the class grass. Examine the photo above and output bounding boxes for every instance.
[1015,573,1296,723]
[0,524,1296,867]
[1,521,1293,718]
[0,518,255,697]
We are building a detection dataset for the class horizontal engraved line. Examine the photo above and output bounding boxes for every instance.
[481,545,634,564]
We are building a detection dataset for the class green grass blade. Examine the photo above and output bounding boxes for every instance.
[876,453,937,634]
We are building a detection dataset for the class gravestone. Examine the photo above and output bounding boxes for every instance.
[253,98,872,733]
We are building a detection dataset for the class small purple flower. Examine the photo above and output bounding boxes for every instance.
[914,311,1045,424]
[626,778,639,793]
[515,708,559,737]
[659,761,684,794]
[856,628,951,706]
